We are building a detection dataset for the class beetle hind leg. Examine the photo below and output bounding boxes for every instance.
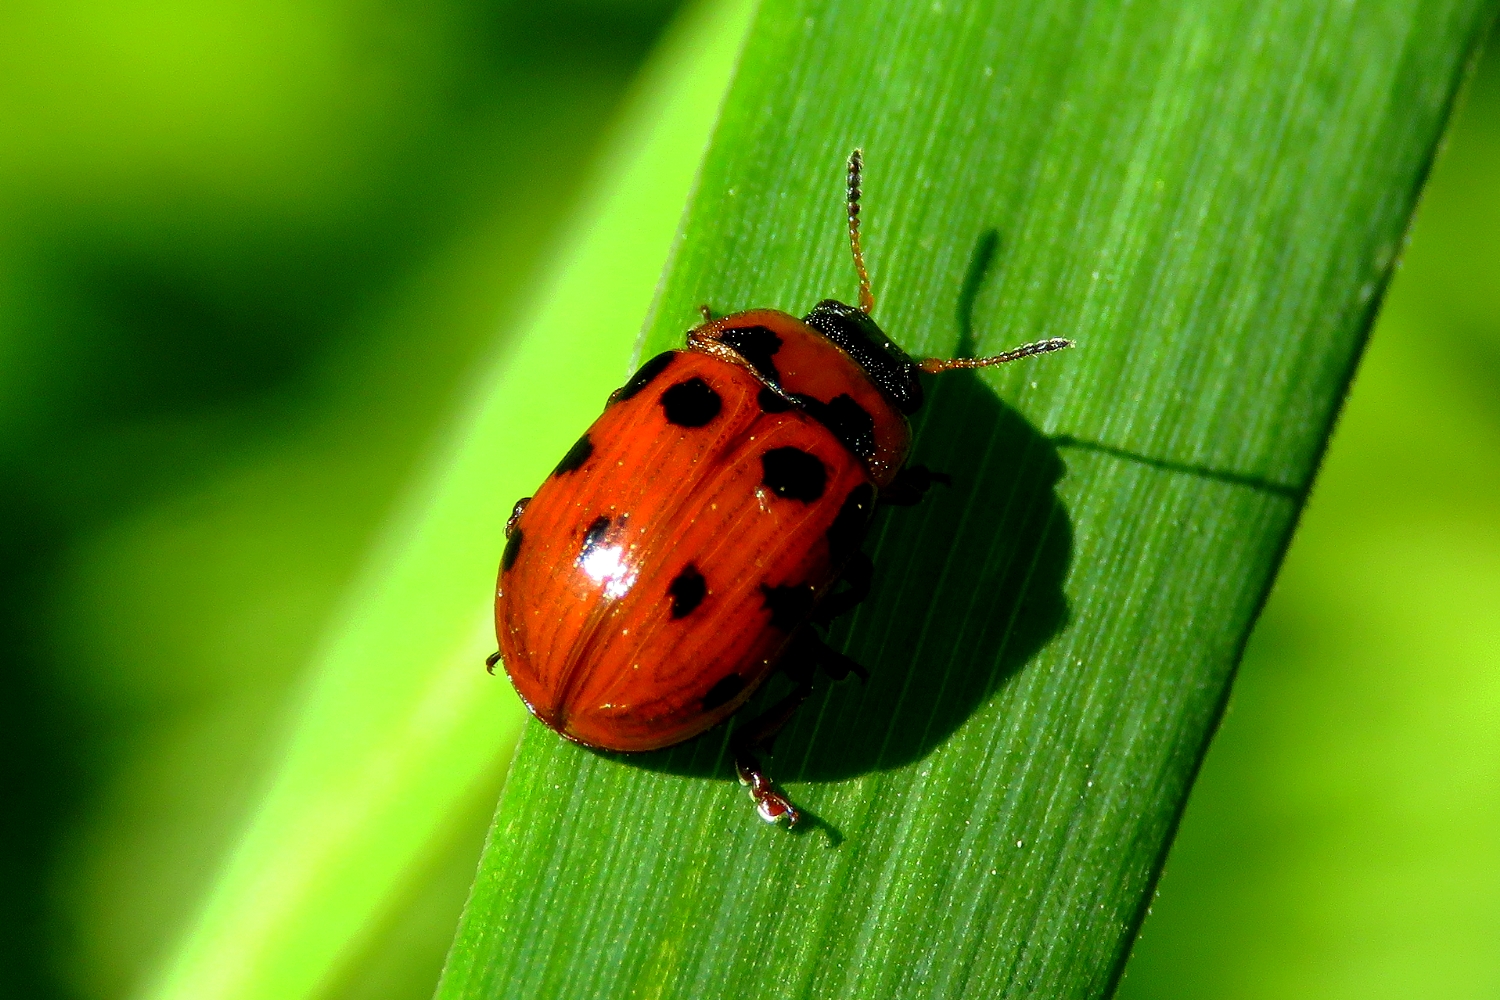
[731,672,815,826]
[730,625,869,826]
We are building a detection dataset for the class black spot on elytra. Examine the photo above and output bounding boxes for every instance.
[761,446,825,502]
[614,351,677,403]
[799,393,877,461]
[578,515,611,564]
[661,377,722,427]
[716,325,782,383]
[702,673,746,711]
[757,386,795,413]
[761,583,816,630]
[553,433,593,476]
[827,483,875,563]
[501,528,523,572]
[668,564,706,618]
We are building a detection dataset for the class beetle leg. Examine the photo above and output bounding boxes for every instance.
[731,676,814,826]
[807,632,869,682]
[735,755,801,826]
[731,632,824,825]
[697,303,715,324]
[506,497,530,538]
[814,552,873,625]
[879,464,952,506]
[485,651,502,675]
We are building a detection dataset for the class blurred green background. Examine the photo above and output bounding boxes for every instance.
[0,4,1494,1000]
[0,2,683,998]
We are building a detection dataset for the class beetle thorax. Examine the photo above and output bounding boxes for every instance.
[687,308,913,486]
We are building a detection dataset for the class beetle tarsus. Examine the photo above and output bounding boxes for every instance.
[485,651,501,674]
[736,755,800,826]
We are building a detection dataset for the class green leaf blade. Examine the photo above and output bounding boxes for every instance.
[441,2,1496,999]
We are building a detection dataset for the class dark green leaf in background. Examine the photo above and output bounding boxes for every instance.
[439,2,1496,999]
[0,0,692,998]
[136,3,749,999]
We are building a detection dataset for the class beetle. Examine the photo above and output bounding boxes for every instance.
[489,150,1071,825]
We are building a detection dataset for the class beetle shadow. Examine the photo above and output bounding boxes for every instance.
[622,229,1072,792]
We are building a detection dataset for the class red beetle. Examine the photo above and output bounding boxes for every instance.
[490,151,1070,824]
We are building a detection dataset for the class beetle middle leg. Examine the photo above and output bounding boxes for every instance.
[806,632,868,682]
[814,552,873,626]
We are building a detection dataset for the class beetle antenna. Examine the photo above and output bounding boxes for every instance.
[919,337,1075,372]
[846,149,876,315]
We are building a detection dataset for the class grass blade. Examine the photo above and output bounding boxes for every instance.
[439,2,1496,999]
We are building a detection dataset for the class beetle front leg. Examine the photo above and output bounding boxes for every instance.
[506,497,529,537]
[879,464,952,506]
